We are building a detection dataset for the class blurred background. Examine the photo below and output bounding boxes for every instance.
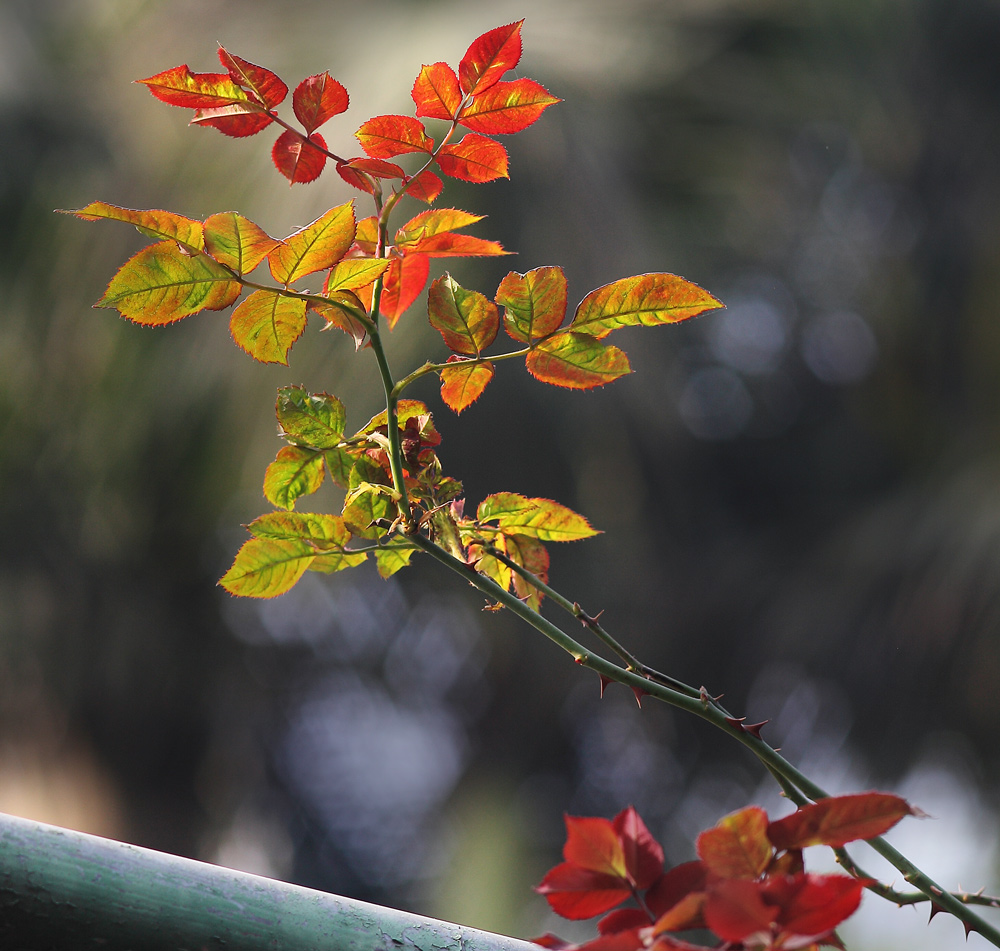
[2,0,1000,948]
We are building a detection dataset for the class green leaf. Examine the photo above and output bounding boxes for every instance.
[203,211,279,273]
[342,484,394,539]
[570,273,723,339]
[219,537,315,598]
[324,258,391,292]
[247,510,352,547]
[276,385,346,449]
[525,332,630,389]
[374,545,417,578]
[263,446,325,510]
[360,400,439,442]
[324,447,357,488]
[496,266,567,342]
[427,273,499,356]
[268,202,356,284]
[477,492,598,542]
[96,241,242,324]
[309,549,368,573]
[229,289,308,365]
[62,201,204,251]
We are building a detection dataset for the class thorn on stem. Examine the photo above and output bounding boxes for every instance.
[724,716,746,732]
[631,686,648,708]
[744,720,769,739]
[598,675,611,698]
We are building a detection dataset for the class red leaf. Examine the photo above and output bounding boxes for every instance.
[412,62,463,120]
[525,332,630,389]
[650,891,708,935]
[764,873,867,939]
[272,130,328,184]
[459,20,523,96]
[646,862,708,919]
[458,78,561,134]
[703,879,778,944]
[356,115,433,158]
[597,909,650,935]
[440,358,494,413]
[767,793,918,851]
[406,169,445,204]
[436,134,509,182]
[535,863,632,920]
[136,65,248,109]
[380,253,430,327]
[696,806,772,880]
[563,815,627,877]
[190,103,273,137]
[293,72,349,133]
[496,266,568,341]
[613,806,664,889]
[337,158,405,195]
[218,47,287,108]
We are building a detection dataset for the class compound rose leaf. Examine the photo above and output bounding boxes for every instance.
[293,72,349,133]
[496,266,567,341]
[571,273,723,339]
[136,65,249,109]
[412,62,462,120]
[355,115,433,158]
[219,537,314,598]
[218,47,287,108]
[767,793,918,851]
[696,807,772,880]
[439,358,494,413]
[427,273,499,355]
[459,21,523,96]
[61,201,204,251]
[272,129,329,184]
[458,78,561,134]
[263,446,325,511]
[525,332,630,389]
[268,201,356,284]
[436,134,509,182]
[229,289,308,365]
[276,385,346,450]
[203,211,278,273]
[96,241,242,324]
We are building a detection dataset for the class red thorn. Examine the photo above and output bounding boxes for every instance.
[928,902,946,922]
[632,686,648,708]
[724,716,746,732]
[965,920,976,939]
[744,720,769,739]
[599,675,611,698]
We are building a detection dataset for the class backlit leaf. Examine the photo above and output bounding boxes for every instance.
[478,493,598,542]
[436,134,508,182]
[310,548,368,572]
[402,233,508,258]
[647,862,709,922]
[395,208,484,247]
[412,62,462,120]
[247,510,351,548]
[459,21,523,96]
[268,202,355,284]
[379,253,430,327]
[525,332,630,389]
[219,537,314,598]
[496,266,567,341]
[534,863,632,921]
[137,65,249,109]
[203,211,278,273]
[359,399,433,435]
[325,258,391,292]
[324,447,357,488]
[342,483,393,539]
[189,103,273,138]
[308,293,369,349]
[272,129,329,184]
[696,807,772,880]
[276,385,346,449]
[229,289,307,364]
[263,446,325,510]
[765,873,867,938]
[614,806,664,890]
[375,546,417,579]
[62,201,204,251]
[571,273,723,339]
[356,115,433,158]
[427,273,499,355]
[293,72,349,133]
[218,47,287,108]
[767,793,917,851]
[440,358,494,413]
[501,532,548,610]
[96,241,242,324]
[405,169,444,204]
[353,216,379,255]
[563,816,628,878]
[703,879,778,943]
[458,78,560,134]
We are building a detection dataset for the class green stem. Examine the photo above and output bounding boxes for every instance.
[391,350,531,401]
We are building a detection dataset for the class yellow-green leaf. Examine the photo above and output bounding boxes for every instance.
[276,386,346,450]
[219,537,315,598]
[324,258,391,291]
[204,211,279,273]
[374,546,417,578]
[525,332,630,389]
[570,273,723,339]
[477,492,598,541]
[268,202,356,284]
[428,273,499,356]
[496,266,567,342]
[230,289,308,364]
[247,511,352,548]
[96,241,241,324]
[61,201,204,251]
[263,446,325,510]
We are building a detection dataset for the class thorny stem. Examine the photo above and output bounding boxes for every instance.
[404,530,1000,946]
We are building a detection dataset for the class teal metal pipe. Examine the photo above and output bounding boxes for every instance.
[0,811,541,951]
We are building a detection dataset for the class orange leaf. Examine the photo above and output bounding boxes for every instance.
[293,72,349,133]
[525,332,630,389]
[767,793,918,850]
[427,273,499,355]
[696,807,772,880]
[395,208,484,247]
[459,21,523,96]
[458,78,561,134]
[356,115,433,158]
[412,62,462,120]
[218,47,287,109]
[571,273,723,339]
[379,253,430,327]
[502,532,549,609]
[436,134,508,182]
[272,130,328,184]
[61,201,204,251]
[267,202,355,284]
[403,233,508,258]
[308,294,369,350]
[136,64,249,109]
[405,169,444,204]
[496,266,567,341]
[189,102,273,137]
[203,211,278,273]
[229,289,308,365]
[439,358,494,413]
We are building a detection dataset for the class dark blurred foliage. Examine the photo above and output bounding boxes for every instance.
[2,1,1000,948]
